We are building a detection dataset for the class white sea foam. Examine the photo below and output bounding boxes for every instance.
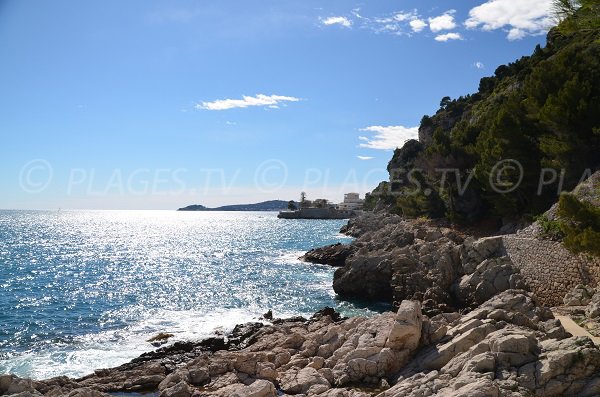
[1,307,268,380]
[0,211,362,380]
[273,250,306,264]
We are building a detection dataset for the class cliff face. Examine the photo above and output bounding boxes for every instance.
[378,8,600,223]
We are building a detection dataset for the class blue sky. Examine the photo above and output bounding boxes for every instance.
[0,0,554,209]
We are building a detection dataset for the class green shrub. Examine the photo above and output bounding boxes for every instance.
[557,192,600,255]
[536,215,565,240]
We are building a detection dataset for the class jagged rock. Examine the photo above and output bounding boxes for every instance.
[332,217,465,311]
[456,256,527,306]
[586,291,600,319]
[333,252,395,301]
[385,301,422,351]
[460,237,504,273]
[160,380,191,397]
[8,291,600,397]
[379,290,600,397]
[64,389,110,397]
[280,367,330,394]
[262,310,273,320]
[300,243,356,267]
[564,284,596,306]
[0,375,41,396]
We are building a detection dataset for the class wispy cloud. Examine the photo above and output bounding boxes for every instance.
[465,0,555,40]
[359,125,418,150]
[429,10,457,32]
[357,156,374,160]
[196,94,301,111]
[321,16,352,27]
[474,61,485,69]
[321,9,426,36]
[435,32,463,42]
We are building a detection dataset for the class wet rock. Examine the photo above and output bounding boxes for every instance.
[147,332,175,347]
[300,243,357,267]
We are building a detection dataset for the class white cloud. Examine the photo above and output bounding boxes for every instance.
[359,125,419,150]
[465,0,554,40]
[326,9,427,36]
[429,10,457,32]
[409,19,427,32]
[393,12,416,22]
[475,61,485,69]
[322,16,352,27]
[435,32,463,42]
[196,94,301,111]
[507,28,527,40]
[357,156,374,160]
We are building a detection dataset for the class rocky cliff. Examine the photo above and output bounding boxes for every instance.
[374,5,600,223]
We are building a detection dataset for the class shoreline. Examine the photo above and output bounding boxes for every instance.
[3,211,600,396]
[0,211,357,383]
[3,289,600,397]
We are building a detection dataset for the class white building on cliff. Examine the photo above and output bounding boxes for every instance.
[337,193,364,211]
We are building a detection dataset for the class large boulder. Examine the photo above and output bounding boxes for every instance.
[333,252,395,301]
[456,256,527,306]
[379,290,600,397]
[301,243,356,267]
[332,217,464,313]
[586,291,600,319]
[385,301,423,351]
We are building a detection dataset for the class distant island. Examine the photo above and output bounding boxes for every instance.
[177,200,296,212]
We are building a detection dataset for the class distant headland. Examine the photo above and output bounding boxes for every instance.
[177,200,296,212]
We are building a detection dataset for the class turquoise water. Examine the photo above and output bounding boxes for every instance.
[0,210,375,380]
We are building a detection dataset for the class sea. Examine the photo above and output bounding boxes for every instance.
[0,210,383,380]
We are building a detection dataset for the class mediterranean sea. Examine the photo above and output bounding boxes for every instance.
[0,210,379,379]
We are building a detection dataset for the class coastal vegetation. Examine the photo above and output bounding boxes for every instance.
[557,192,600,255]
[377,1,600,225]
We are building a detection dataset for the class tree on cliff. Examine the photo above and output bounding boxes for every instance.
[374,2,600,224]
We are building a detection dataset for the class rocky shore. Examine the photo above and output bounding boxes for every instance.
[3,288,600,397]
[303,213,527,315]
[3,217,600,397]
[3,175,600,397]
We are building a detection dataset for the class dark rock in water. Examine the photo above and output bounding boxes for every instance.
[198,337,227,351]
[262,309,273,320]
[300,243,356,267]
[131,341,198,366]
[147,332,174,347]
[310,307,344,322]
[226,322,264,350]
[272,316,307,324]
